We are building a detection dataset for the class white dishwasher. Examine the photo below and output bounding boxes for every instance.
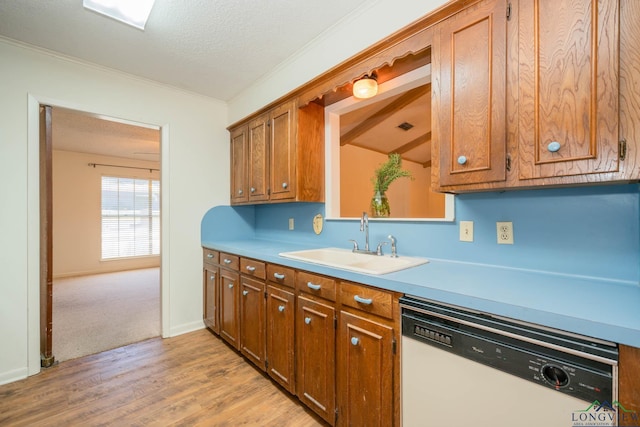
[400,296,619,427]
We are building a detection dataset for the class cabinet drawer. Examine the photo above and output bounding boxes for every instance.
[267,264,295,288]
[203,248,219,265]
[219,253,240,271]
[241,258,266,279]
[297,271,336,302]
[339,281,393,319]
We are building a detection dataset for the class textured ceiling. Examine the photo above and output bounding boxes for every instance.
[0,0,371,101]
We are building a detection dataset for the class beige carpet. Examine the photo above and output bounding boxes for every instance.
[52,268,161,362]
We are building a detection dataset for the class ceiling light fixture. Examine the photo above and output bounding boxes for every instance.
[83,0,156,30]
[353,74,378,99]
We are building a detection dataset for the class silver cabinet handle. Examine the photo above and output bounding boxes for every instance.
[250,187,256,193]
[547,141,561,152]
[245,266,256,272]
[207,253,213,258]
[273,273,285,280]
[282,182,288,189]
[351,337,359,346]
[238,189,243,195]
[223,259,232,264]
[457,155,467,165]
[307,282,321,291]
[278,305,285,312]
[210,275,215,280]
[228,283,234,289]
[304,317,311,325]
[354,295,373,305]
[242,290,249,296]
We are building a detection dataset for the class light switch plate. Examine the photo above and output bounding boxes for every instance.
[288,218,294,230]
[460,221,474,242]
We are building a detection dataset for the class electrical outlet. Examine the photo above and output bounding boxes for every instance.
[288,218,294,230]
[496,221,514,244]
[459,221,474,242]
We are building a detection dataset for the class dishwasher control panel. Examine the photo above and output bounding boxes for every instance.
[402,307,617,404]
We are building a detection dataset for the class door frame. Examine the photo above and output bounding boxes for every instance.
[27,94,170,375]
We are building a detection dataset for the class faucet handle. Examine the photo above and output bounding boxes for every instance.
[348,239,359,252]
[388,235,398,257]
[376,241,388,256]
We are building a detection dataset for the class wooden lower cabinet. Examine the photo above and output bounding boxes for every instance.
[296,295,336,425]
[239,275,266,370]
[266,284,295,393]
[203,265,219,334]
[219,269,240,350]
[337,310,394,427]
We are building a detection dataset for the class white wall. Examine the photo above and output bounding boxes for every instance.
[52,151,161,278]
[0,38,229,384]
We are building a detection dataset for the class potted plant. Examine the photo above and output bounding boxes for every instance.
[370,153,412,217]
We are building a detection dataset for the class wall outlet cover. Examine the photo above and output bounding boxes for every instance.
[497,221,514,244]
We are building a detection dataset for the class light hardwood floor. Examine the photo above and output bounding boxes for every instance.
[0,329,327,426]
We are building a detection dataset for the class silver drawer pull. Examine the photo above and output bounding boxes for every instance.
[223,259,232,264]
[210,275,215,280]
[238,189,243,195]
[228,283,234,289]
[250,187,256,193]
[351,337,359,346]
[242,290,249,296]
[354,295,373,305]
[457,155,467,165]
[282,182,288,189]
[207,253,213,258]
[245,266,256,272]
[307,282,321,291]
[304,317,311,325]
[273,273,285,280]
[278,305,285,312]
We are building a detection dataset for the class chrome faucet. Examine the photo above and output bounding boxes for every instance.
[360,212,370,252]
[388,234,398,257]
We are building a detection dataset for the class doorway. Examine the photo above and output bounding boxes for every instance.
[40,105,162,364]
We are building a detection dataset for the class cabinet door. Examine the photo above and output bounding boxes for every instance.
[219,269,240,350]
[269,100,297,201]
[230,126,248,204]
[337,310,394,427]
[433,0,507,187]
[203,266,219,334]
[296,296,336,424]
[240,276,266,370]
[248,114,270,202]
[266,284,295,394]
[518,0,619,179]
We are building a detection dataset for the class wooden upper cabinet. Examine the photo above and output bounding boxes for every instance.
[433,0,507,188]
[230,126,248,203]
[518,0,620,179]
[269,100,296,201]
[229,99,324,205]
[248,114,270,202]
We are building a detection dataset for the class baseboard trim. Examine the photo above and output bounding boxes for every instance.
[0,367,28,386]
[167,321,205,338]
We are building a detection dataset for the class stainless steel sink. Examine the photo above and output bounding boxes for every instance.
[278,247,428,275]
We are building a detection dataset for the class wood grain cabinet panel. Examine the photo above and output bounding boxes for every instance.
[518,0,620,179]
[266,284,296,394]
[230,126,248,203]
[433,0,507,188]
[240,275,266,370]
[619,344,640,426]
[337,310,394,427]
[219,269,240,350]
[248,114,270,202]
[296,295,336,425]
[203,265,219,334]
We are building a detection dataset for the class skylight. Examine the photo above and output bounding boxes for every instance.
[83,0,156,30]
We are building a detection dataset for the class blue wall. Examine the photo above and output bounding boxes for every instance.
[203,184,640,283]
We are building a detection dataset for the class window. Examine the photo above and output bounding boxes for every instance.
[101,176,160,259]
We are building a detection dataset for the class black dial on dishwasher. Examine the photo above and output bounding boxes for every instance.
[542,365,569,388]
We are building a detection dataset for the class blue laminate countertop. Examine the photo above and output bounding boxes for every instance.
[202,238,640,348]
